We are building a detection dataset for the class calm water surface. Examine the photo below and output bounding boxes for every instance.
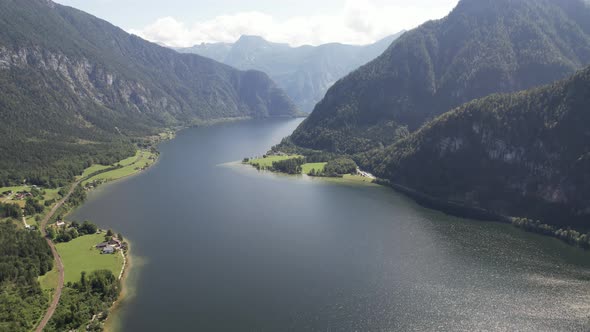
[72,119,590,331]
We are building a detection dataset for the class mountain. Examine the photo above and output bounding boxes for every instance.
[290,0,590,154]
[0,0,297,186]
[362,66,590,228]
[177,32,405,113]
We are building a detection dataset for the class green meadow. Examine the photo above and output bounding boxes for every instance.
[82,150,156,186]
[301,162,327,175]
[247,155,302,168]
[56,233,124,284]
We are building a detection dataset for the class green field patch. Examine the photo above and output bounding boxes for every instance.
[301,162,327,175]
[56,233,124,284]
[0,185,29,194]
[80,164,112,179]
[321,174,376,185]
[247,155,302,168]
[82,151,156,186]
[39,263,60,292]
[118,151,141,167]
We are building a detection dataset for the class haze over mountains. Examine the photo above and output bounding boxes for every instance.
[0,0,297,185]
[177,32,405,113]
[291,0,590,154]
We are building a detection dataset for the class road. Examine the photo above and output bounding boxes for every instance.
[35,180,81,332]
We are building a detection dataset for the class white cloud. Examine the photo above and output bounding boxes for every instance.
[129,0,458,47]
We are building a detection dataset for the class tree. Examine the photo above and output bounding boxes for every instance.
[46,227,56,240]
[106,229,114,237]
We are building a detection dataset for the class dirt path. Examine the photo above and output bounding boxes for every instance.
[35,180,81,332]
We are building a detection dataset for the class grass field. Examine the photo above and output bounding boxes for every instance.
[0,185,29,194]
[82,150,156,186]
[321,174,376,185]
[79,164,112,179]
[247,155,302,168]
[38,262,59,292]
[301,162,327,175]
[56,233,124,284]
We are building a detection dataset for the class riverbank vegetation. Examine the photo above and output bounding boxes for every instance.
[512,218,590,249]
[0,222,53,331]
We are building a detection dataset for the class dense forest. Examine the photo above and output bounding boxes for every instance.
[290,0,590,154]
[0,0,297,186]
[0,222,53,331]
[360,66,590,229]
[46,270,120,332]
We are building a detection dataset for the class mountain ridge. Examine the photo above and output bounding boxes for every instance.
[361,65,590,228]
[177,32,405,112]
[0,0,298,185]
[290,0,590,153]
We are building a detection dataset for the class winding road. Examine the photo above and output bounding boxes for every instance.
[35,180,82,332]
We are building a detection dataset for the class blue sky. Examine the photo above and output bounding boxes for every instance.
[54,0,459,47]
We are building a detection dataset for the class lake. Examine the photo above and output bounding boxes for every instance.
[71,118,590,331]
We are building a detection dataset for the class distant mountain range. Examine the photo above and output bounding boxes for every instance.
[0,0,298,185]
[176,32,405,113]
[291,0,590,154]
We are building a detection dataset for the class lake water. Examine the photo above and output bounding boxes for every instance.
[71,118,590,331]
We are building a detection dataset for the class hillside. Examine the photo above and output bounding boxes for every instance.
[362,66,590,228]
[290,0,590,153]
[0,0,297,186]
[177,33,404,112]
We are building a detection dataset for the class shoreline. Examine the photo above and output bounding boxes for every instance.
[239,158,590,251]
[103,239,134,332]
[229,160,378,187]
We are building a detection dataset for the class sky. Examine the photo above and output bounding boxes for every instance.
[54,0,460,47]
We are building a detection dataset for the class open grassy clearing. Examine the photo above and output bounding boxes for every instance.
[79,164,112,179]
[247,155,303,168]
[301,162,327,175]
[82,150,156,186]
[56,233,124,284]
[0,185,29,194]
[39,262,59,292]
[320,174,376,185]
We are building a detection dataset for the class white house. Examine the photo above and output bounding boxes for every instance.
[102,245,115,254]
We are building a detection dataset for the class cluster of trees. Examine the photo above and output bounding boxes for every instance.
[322,158,358,177]
[50,221,99,243]
[512,218,590,249]
[24,198,44,216]
[271,158,305,175]
[0,202,21,219]
[0,222,53,331]
[67,185,87,207]
[46,270,120,332]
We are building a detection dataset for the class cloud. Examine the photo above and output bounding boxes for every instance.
[129,0,458,47]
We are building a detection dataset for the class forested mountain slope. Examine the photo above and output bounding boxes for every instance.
[0,0,297,186]
[291,0,590,153]
[177,33,404,113]
[362,66,590,228]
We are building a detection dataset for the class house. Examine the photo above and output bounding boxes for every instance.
[101,245,115,254]
[108,238,122,247]
[56,221,66,227]
[96,242,109,249]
